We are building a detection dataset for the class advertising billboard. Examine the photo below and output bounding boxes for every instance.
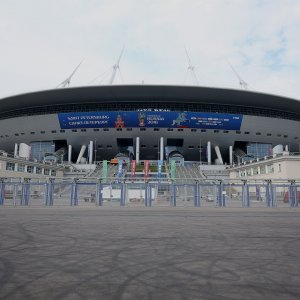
[58,111,243,130]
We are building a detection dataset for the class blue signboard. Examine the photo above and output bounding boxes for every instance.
[58,111,243,130]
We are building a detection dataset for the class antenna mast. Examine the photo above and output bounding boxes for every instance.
[227,60,248,90]
[109,46,125,85]
[57,59,84,88]
[185,47,199,85]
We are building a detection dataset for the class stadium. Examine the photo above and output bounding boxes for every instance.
[0,85,299,167]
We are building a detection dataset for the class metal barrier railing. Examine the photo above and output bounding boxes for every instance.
[0,177,299,208]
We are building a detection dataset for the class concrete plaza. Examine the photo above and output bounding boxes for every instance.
[0,207,300,299]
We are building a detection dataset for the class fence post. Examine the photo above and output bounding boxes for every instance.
[23,178,31,206]
[13,183,17,207]
[289,180,296,208]
[241,180,249,207]
[48,178,55,206]
[271,185,276,207]
[265,180,272,208]
[193,182,197,207]
[97,180,103,206]
[70,180,78,206]
[148,184,152,207]
[0,179,5,205]
[120,182,125,206]
[217,181,224,207]
[173,183,176,207]
[197,182,201,207]
[44,182,49,206]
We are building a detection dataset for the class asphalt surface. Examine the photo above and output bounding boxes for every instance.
[0,207,300,300]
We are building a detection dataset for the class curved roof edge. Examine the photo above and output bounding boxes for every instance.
[0,85,299,115]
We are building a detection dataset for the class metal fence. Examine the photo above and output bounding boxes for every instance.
[0,178,299,208]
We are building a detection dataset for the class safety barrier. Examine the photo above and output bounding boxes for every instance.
[0,178,299,208]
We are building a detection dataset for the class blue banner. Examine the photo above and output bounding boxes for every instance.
[58,111,243,130]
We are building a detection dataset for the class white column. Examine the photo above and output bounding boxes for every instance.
[14,143,18,157]
[76,145,87,164]
[89,141,93,164]
[160,137,164,161]
[214,146,224,165]
[285,145,289,152]
[207,141,211,165]
[136,137,140,164]
[229,146,233,165]
[68,145,72,163]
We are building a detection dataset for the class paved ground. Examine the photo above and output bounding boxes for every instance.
[0,207,300,300]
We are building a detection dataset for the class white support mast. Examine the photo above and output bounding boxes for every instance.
[226,59,249,90]
[57,59,84,88]
[185,47,199,85]
[109,46,125,85]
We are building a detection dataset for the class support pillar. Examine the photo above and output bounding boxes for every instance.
[68,145,72,163]
[207,141,211,165]
[76,145,86,164]
[14,143,18,157]
[136,137,140,164]
[214,146,224,165]
[160,137,164,162]
[89,141,93,164]
[229,146,233,165]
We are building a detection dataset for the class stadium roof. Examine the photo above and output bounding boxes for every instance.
[0,85,299,115]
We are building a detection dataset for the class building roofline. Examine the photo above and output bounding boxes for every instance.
[0,85,299,115]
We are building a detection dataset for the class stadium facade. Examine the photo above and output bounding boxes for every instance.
[0,85,299,165]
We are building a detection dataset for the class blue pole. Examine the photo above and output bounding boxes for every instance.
[149,184,152,207]
[98,182,103,206]
[271,186,276,207]
[74,182,78,206]
[246,183,250,207]
[44,183,49,206]
[24,181,30,206]
[144,184,147,207]
[242,184,245,207]
[266,183,271,207]
[217,183,223,207]
[173,184,176,207]
[120,184,125,206]
[49,181,54,206]
[289,184,295,208]
[197,184,201,207]
[193,184,197,207]
[0,181,4,205]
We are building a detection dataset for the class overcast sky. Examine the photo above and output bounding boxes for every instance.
[1,0,300,100]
